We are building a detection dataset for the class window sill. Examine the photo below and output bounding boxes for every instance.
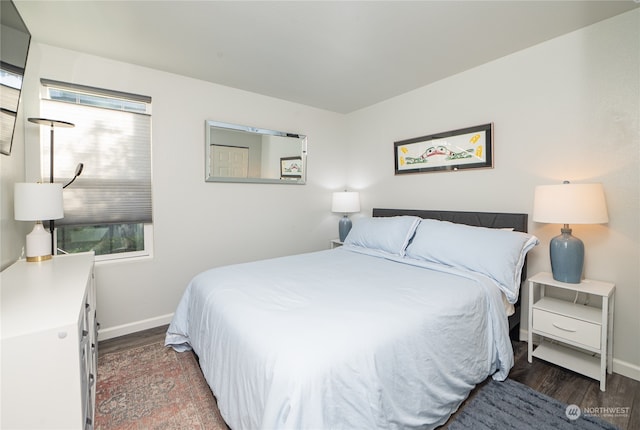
[94,252,153,265]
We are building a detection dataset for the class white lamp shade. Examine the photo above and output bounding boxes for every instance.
[14,183,64,221]
[331,191,360,214]
[533,183,608,224]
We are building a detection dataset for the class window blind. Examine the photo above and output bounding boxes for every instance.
[40,81,152,226]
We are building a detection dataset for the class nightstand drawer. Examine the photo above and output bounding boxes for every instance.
[533,308,600,349]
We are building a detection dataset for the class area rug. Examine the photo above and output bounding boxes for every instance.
[448,378,620,430]
[95,341,228,430]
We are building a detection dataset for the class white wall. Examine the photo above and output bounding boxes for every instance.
[17,43,348,338]
[344,10,639,379]
[0,83,30,270]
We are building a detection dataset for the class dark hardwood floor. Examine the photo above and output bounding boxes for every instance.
[99,324,169,355]
[99,326,639,429]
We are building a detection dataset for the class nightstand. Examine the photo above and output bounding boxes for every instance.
[330,239,343,249]
[527,272,615,391]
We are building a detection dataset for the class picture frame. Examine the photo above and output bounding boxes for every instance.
[280,156,303,179]
[394,123,493,175]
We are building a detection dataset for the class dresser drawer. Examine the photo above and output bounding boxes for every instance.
[532,308,600,349]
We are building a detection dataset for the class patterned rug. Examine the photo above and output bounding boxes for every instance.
[448,378,620,430]
[95,341,228,430]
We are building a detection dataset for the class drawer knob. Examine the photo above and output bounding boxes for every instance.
[552,322,577,332]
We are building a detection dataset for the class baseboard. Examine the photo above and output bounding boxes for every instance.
[97,313,174,341]
[612,358,640,382]
[518,328,640,382]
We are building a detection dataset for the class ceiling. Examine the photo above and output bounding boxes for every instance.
[13,1,639,114]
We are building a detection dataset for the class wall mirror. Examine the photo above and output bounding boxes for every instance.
[1,0,31,155]
[205,120,307,184]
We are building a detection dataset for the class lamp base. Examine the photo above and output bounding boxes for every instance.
[338,215,352,242]
[25,222,53,263]
[550,227,584,283]
[26,255,52,263]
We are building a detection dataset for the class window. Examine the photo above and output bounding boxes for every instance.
[40,79,153,261]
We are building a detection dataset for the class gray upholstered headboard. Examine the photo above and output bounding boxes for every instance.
[372,208,529,339]
[372,208,528,235]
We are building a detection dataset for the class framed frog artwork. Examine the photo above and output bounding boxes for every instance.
[394,123,493,175]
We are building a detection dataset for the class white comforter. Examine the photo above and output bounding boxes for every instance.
[165,247,514,429]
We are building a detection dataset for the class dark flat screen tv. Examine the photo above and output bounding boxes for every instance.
[1,0,31,156]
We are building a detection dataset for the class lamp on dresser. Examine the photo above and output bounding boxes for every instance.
[331,191,360,242]
[14,182,64,262]
[533,181,608,283]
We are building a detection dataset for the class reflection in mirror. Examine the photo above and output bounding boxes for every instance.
[205,120,307,184]
[1,0,31,155]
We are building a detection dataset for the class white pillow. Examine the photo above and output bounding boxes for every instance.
[405,219,538,302]
[343,216,421,256]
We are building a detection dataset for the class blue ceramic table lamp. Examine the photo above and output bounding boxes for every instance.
[331,191,360,242]
[533,181,608,283]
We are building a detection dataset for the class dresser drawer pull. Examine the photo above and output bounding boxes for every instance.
[552,322,577,332]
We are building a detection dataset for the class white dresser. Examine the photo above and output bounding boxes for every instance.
[1,252,97,429]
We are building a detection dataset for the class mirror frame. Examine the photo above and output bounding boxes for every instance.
[1,0,32,156]
[205,120,308,185]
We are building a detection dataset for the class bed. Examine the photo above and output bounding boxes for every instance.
[165,209,538,429]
